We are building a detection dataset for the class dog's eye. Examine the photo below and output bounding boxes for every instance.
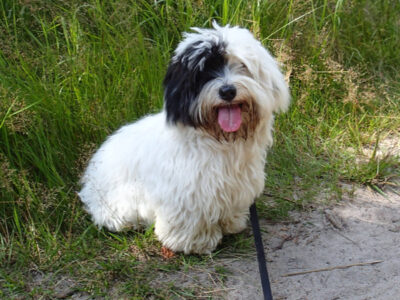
[228,62,251,77]
[239,63,252,76]
[240,63,249,71]
[233,62,247,70]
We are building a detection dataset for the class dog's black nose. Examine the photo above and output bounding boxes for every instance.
[219,84,237,101]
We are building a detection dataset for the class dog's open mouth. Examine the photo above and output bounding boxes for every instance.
[217,104,242,132]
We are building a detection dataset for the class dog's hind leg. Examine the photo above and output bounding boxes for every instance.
[80,182,153,232]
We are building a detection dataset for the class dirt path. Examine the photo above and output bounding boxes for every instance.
[156,184,400,300]
[249,185,400,300]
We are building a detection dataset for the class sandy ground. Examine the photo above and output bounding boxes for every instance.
[155,184,400,300]
[231,185,400,300]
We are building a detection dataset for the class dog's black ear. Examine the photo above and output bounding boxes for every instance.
[163,58,197,127]
[163,41,226,127]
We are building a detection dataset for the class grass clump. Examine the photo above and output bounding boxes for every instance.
[1,0,399,297]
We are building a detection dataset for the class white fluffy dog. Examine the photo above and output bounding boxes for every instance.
[79,22,290,254]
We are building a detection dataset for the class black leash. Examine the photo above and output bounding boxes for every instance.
[249,202,273,300]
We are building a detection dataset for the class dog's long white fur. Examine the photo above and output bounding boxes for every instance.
[79,23,289,254]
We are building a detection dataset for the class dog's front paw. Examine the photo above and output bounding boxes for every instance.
[220,213,248,235]
[155,219,223,254]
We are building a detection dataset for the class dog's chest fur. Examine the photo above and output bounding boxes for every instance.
[136,113,269,221]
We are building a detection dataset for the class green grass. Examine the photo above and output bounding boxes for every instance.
[1,0,399,297]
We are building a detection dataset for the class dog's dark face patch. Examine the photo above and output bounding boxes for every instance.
[163,40,226,127]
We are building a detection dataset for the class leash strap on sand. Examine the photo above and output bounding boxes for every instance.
[250,202,273,300]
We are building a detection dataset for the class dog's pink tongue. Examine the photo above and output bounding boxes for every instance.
[217,105,242,132]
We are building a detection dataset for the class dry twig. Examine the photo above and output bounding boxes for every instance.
[281,260,383,277]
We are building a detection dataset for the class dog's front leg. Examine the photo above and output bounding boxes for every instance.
[154,214,223,255]
[219,210,249,235]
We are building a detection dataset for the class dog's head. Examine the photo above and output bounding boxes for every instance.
[163,22,290,141]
